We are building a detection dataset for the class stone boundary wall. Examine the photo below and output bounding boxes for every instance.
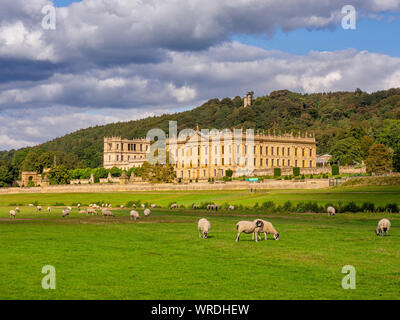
[0,179,330,194]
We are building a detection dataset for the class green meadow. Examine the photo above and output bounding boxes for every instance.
[0,185,399,300]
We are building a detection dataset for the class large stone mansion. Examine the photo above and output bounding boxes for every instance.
[104,128,317,180]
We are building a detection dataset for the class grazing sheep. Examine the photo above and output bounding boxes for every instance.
[170,203,178,209]
[9,210,16,219]
[132,204,137,208]
[37,206,42,212]
[207,204,218,211]
[376,218,391,237]
[108,204,112,208]
[77,203,81,209]
[120,205,125,208]
[102,210,114,217]
[101,204,105,207]
[144,208,151,217]
[151,204,156,209]
[327,206,336,216]
[141,204,145,209]
[252,219,279,241]
[198,218,211,239]
[29,204,34,207]
[229,205,235,211]
[67,206,72,211]
[130,210,140,221]
[87,208,98,216]
[47,207,51,213]
[62,209,70,218]
[235,220,264,242]
[15,207,20,213]
[79,210,87,214]
[193,204,199,209]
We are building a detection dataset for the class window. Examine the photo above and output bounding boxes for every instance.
[295,148,298,156]
[302,149,305,157]
[117,155,119,161]
[282,147,284,156]
[310,149,313,157]
[271,159,274,167]
[288,160,291,167]
[121,155,124,161]
[121,144,124,151]
[260,146,263,155]
[254,158,256,165]
[204,170,206,177]
[140,144,143,152]
[134,144,136,151]
[295,160,298,167]
[277,159,280,166]
[222,158,224,165]
[302,160,305,167]
[214,169,217,177]
[282,159,285,167]
[260,159,263,166]
[271,147,274,155]
[222,146,224,155]
[277,148,279,156]
[310,160,312,167]
[266,147,268,155]
[116,144,119,150]
[266,159,268,167]
[287,147,290,156]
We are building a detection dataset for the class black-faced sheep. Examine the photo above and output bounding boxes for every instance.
[235,220,264,242]
[252,219,279,241]
[327,206,336,216]
[62,209,70,218]
[47,207,51,213]
[15,207,20,213]
[198,218,211,239]
[130,210,139,221]
[376,218,391,236]
[37,206,42,212]
[151,204,157,208]
[229,205,235,211]
[193,204,199,209]
[170,203,178,209]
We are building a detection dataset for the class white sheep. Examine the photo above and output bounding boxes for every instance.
[327,206,336,216]
[15,207,20,213]
[132,204,137,208]
[229,205,235,211]
[198,218,211,239]
[120,205,124,208]
[102,210,114,217]
[376,218,391,237]
[141,204,145,209]
[79,210,87,214]
[62,209,70,218]
[28,204,34,207]
[67,206,72,211]
[193,204,199,209]
[252,219,279,241]
[151,204,156,208]
[87,208,98,216]
[9,210,16,219]
[235,220,264,242]
[170,203,178,209]
[77,203,81,209]
[37,206,42,212]
[47,207,51,213]
[108,204,112,208]
[144,208,151,217]
[130,210,140,221]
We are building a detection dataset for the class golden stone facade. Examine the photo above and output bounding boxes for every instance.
[104,129,317,180]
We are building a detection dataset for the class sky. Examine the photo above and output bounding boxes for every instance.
[1,0,400,150]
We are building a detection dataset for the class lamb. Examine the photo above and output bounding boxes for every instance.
[15,207,20,213]
[198,218,211,239]
[67,206,72,211]
[47,207,51,213]
[62,209,70,218]
[170,203,178,209]
[151,204,156,209]
[144,208,151,217]
[130,210,140,221]
[327,206,336,216]
[235,220,264,242]
[102,210,114,217]
[193,204,199,209]
[376,218,391,237]
[37,206,42,212]
[229,205,235,211]
[120,205,125,208]
[141,204,145,209]
[252,219,279,241]
[9,210,16,219]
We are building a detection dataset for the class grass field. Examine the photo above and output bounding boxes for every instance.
[1,186,399,300]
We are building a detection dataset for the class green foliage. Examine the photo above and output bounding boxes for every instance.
[331,164,340,176]
[225,169,233,178]
[393,147,400,173]
[293,167,300,176]
[273,168,281,177]
[330,137,363,165]
[137,162,176,183]
[47,165,71,185]
[366,144,393,174]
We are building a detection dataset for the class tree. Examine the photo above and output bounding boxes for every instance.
[365,144,392,175]
[47,165,71,185]
[360,136,374,159]
[330,137,363,165]
[376,120,400,150]
[393,147,400,172]
[20,150,41,172]
[0,164,14,187]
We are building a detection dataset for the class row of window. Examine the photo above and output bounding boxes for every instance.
[174,145,313,157]
[108,155,144,162]
[178,159,314,168]
[109,143,149,152]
